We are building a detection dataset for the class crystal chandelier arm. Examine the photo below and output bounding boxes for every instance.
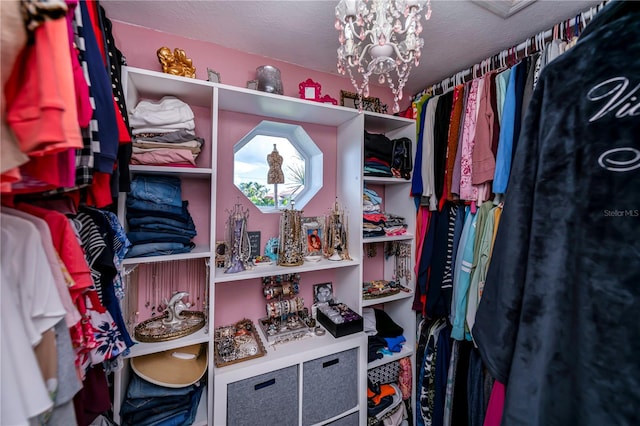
[393,8,419,36]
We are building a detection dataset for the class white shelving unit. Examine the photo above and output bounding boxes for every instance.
[360,113,417,424]
[113,66,416,426]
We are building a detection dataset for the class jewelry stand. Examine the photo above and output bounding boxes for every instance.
[277,205,304,266]
[224,202,251,274]
[325,200,351,261]
[258,274,314,344]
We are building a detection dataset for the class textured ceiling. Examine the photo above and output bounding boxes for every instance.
[101,0,602,96]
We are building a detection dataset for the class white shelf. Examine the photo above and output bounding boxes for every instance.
[362,289,414,307]
[214,257,360,283]
[124,327,209,358]
[129,165,213,178]
[122,245,211,265]
[363,111,414,132]
[214,326,366,383]
[363,176,412,185]
[363,233,414,243]
[367,344,414,370]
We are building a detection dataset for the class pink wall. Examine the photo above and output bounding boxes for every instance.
[110,21,408,113]
[109,20,379,327]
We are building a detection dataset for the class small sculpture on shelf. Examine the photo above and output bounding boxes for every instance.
[277,205,304,267]
[325,200,351,261]
[224,202,252,274]
[267,143,285,208]
[134,290,206,343]
[156,46,196,78]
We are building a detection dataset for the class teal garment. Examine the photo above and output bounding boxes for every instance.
[467,205,496,340]
[451,208,477,341]
[493,62,520,194]
[495,68,512,125]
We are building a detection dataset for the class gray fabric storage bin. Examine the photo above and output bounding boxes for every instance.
[326,412,359,425]
[227,365,298,426]
[302,348,358,426]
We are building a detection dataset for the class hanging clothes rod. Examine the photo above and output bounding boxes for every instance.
[413,0,609,100]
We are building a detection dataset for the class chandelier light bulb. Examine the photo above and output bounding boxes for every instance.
[336,0,431,113]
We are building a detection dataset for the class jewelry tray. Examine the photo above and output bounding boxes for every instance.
[134,311,206,343]
[214,319,266,368]
[258,315,310,344]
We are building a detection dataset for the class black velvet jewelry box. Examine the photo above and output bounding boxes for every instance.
[316,303,363,338]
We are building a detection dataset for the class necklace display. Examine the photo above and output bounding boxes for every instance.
[366,243,377,258]
[325,200,351,261]
[225,202,252,273]
[385,241,412,287]
[277,205,304,267]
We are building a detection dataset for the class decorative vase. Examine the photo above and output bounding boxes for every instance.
[256,65,283,95]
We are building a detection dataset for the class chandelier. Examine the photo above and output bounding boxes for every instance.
[335,0,432,113]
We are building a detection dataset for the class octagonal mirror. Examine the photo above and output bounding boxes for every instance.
[233,121,322,213]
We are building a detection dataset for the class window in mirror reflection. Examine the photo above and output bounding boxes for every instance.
[234,136,305,208]
[233,121,322,213]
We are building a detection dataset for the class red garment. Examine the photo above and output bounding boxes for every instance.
[86,0,131,144]
[15,203,93,300]
[87,172,113,208]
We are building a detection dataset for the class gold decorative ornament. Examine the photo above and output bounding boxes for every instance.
[156,46,196,78]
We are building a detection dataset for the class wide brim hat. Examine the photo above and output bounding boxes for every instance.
[131,343,207,388]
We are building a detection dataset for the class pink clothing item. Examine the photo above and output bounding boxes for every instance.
[459,79,480,201]
[130,148,196,166]
[483,380,505,426]
[472,72,497,185]
[5,18,82,157]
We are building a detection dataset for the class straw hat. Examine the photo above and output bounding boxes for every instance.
[131,343,207,388]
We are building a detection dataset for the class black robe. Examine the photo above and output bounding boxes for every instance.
[473,2,640,425]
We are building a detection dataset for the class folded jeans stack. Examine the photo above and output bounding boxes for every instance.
[126,175,196,258]
[120,373,204,426]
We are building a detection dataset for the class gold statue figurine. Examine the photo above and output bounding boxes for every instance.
[156,47,196,78]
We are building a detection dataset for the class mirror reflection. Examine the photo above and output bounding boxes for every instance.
[233,121,322,213]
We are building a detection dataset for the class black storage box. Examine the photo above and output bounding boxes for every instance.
[316,304,363,338]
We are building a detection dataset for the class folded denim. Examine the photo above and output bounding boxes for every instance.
[127,230,194,246]
[127,197,186,215]
[126,200,192,222]
[127,213,193,228]
[130,175,183,207]
[131,382,204,426]
[126,373,195,400]
[131,222,196,235]
[126,242,195,258]
[121,393,192,419]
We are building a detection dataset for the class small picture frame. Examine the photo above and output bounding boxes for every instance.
[302,216,324,258]
[319,94,338,105]
[313,282,334,304]
[246,79,259,90]
[207,68,221,83]
[340,90,383,113]
[215,241,229,268]
[299,78,321,101]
